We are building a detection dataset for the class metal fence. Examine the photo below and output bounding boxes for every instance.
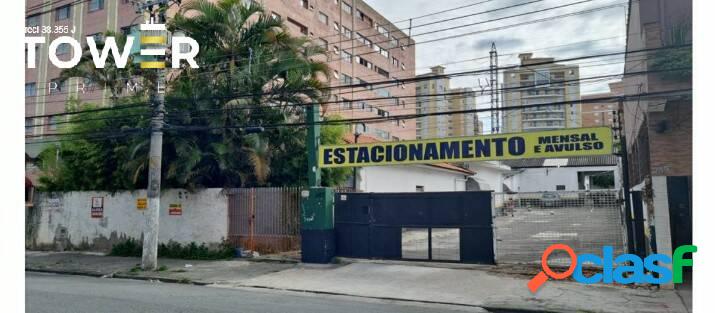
[227,187,302,254]
[493,190,626,266]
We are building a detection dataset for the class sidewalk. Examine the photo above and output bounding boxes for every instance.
[26,251,690,313]
[25,251,296,285]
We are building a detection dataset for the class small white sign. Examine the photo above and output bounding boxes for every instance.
[340,195,347,201]
[301,190,310,198]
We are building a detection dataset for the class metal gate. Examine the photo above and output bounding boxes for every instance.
[493,190,627,265]
[335,191,495,264]
[227,187,302,254]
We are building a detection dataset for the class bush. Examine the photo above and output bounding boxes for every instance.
[110,239,234,260]
[109,238,142,257]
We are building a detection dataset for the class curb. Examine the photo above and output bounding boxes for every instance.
[26,268,107,278]
[28,267,591,313]
[26,267,209,286]
[236,284,568,313]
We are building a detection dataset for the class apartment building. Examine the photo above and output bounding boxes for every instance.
[501,53,582,133]
[257,0,416,141]
[24,0,416,159]
[415,66,478,139]
[581,81,623,128]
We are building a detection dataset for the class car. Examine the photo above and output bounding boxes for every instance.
[541,192,562,207]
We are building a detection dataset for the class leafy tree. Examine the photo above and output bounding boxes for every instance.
[650,21,692,82]
[37,0,349,191]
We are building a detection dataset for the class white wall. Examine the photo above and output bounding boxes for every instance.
[359,165,468,193]
[466,161,511,193]
[32,189,228,251]
[511,166,620,192]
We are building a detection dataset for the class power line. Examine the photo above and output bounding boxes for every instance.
[25,44,689,122]
[27,88,690,144]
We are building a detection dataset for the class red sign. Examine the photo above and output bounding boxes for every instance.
[91,197,104,218]
[169,203,182,216]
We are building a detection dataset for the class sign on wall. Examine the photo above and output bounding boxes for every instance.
[136,198,147,210]
[90,197,104,218]
[319,127,614,168]
[169,203,182,216]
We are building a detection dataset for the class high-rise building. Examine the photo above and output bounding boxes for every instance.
[415,66,477,139]
[581,81,623,128]
[25,0,416,180]
[501,53,581,133]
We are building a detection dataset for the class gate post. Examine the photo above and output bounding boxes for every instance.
[300,187,335,263]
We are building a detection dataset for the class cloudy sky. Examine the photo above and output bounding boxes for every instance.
[364,0,628,125]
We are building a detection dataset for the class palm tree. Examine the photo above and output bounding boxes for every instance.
[165,0,332,187]
[59,31,150,102]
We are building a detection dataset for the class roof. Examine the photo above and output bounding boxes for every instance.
[502,155,618,169]
[340,135,475,175]
[425,163,475,175]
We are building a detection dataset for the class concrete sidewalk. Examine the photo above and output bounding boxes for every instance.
[231,263,689,313]
[26,251,690,313]
[26,251,295,285]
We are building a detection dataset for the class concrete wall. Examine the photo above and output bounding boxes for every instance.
[359,165,468,193]
[510,166,620,192]
[466,161,510,193]
[29,189,228,252]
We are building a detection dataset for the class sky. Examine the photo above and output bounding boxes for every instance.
[363,0,628,128]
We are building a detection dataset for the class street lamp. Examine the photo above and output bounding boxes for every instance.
[353,123,366,191]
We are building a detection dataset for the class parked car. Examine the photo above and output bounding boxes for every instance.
[541,192,562,207]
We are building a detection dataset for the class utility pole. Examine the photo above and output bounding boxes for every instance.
[138,0,169,271]
[489,42,499,134]
[306,103,321,187]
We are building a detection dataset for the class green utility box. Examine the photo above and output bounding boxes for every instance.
[300,187,334,230]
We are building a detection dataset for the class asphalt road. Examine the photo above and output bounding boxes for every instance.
[26,272,488,313]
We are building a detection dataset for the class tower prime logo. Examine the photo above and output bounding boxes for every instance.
[24,23,199,69]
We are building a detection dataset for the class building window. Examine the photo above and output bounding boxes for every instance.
[341,74,353,85]
[341,1,352,14]
[49,79,65,95]
[341,98,352,109]
[48,116,59,131]
[89,0,105,12]
[318,11,328,25]
[25,119,33,134]
[318,38,328,50]
[56,43,71,56]
[416,185,425,192]
[375,66,389,78]
[121,24,138,36]
[341,50,352,63]
[287,18,308,35]
[89,32,104,43]
[357,10,373,26]
[25,83,37,97]
[392,57,399,67]
[26,14,40,27]
[379,47,389,58]
[271,12,281,21]
[391,36,398,47]
[300,0,309,9]
[556,185,566,191]
[55,5,71,21]
[377,25,388,37]
[342,26,352,39]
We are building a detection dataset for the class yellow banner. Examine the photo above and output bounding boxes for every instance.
[319,127,614,168]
